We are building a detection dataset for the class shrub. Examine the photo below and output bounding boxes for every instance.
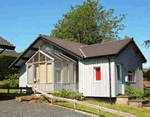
[144,87,150,97]
[4,73,19,87]
[52,89,85,100]
[125,85,144,99]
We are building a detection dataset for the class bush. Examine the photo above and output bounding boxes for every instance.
[144,86,150,97]
[125,85,144,99]
[4,73,19,87]
[52,89,85,100]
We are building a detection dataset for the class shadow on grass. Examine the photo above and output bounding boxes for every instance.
[0,93,31,101]
[54,102,106,117]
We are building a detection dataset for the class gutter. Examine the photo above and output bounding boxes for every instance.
[0,49,5,54]
[107,56,112,104]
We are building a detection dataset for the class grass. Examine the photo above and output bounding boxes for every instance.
[54,101,121,117]
[0,89,19,93]
[0,89,32,98]
[85,100,150,117]
[0,81,5,86]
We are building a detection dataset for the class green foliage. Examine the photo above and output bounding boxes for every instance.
[53,89,85,100]
[144,85,150,97]
[4,73,19,87]
[125,85,144,99]
[0,55,18,78]
[51,0,126,45]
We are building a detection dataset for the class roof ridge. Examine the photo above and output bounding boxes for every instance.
[0,36,15,47]
[39,34,87,46]
[81,38,133,49]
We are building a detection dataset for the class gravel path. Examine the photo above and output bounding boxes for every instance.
[0,99,90,117]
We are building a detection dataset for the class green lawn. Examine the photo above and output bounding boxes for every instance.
[54,101,121,117]
[85,100,150,117]
[0,89,19,93]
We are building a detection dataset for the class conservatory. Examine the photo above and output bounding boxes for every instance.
[26,50,77,93]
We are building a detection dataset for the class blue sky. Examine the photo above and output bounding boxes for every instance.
[0,0,150,68]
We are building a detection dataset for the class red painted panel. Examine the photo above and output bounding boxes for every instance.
[96,68,101,80]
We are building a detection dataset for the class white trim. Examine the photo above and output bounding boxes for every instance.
[94,67,102,82]
[116,64,123,94]
[54,53,69,62]
[60,53,77,63]
[79,48,86,58]
[39,50,54,61]
[26,51,39,64]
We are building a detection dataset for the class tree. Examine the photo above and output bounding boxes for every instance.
[51,0,126,45]
[0,55,18,79]
[144,40,150,48]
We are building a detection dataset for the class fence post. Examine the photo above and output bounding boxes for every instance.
[98,106,100,116]
[34,88,36,94]
[74,103,77,110]
[7,87,9,94]
[20,87,22,94]
[51,98,53,104]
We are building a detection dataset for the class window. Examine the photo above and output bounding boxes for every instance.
[69,63,74,83]
[28,65,33,83]
[127,70,135,82]
[63,63,69,83]
[55,63,61,83]
[117,65,121,80]
[34,53,39,62]
[95,67,101,81]
[40,53,46,61]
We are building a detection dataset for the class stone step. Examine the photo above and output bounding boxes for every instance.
[128,100,149,107]
[116,95,136,105]
[143,103,150,110]
[143,103,150,107]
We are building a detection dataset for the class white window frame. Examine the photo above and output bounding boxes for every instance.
[117,64,122,80]
[55,62,62,83]
[125,70,136,82]
[94,66,101,82]
[63,62,76,84]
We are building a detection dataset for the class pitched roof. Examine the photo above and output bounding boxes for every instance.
[0,49,21,57]
[143,68,150,77]
[80,39,132,58]
[41,35,87,57]
[9,34,147,69]
[0,37,15,50]
[143,68,150,73]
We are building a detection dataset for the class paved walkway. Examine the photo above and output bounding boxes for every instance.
[0,99,90,117]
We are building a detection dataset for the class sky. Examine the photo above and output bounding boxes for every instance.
[0,0,150,68]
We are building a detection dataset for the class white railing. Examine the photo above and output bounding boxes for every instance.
[33,88,136,117]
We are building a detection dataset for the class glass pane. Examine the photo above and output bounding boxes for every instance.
[34,53,39,62]
[40,53,45,61]
[55,63,61,83]
[34,64,39,82]
[117,65,120,80]
[28,58,33,63]
[74,64,76,83]
[69,63,74,83]
[47,63,52,83]
[39,63,45,83]
[55,63,61,70]
[63,63,68,83]
[55,71,61,83]
[46,56,51,61]
[28,65,33,83]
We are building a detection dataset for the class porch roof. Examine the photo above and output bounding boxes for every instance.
[43,51,76,63]
[26,50,76,64]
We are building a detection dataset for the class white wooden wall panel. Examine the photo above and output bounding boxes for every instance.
[79,58,116,97]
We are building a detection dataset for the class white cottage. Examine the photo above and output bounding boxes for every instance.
[10,35,146,97]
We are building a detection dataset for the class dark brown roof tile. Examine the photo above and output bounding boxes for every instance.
[80,39,132,58]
